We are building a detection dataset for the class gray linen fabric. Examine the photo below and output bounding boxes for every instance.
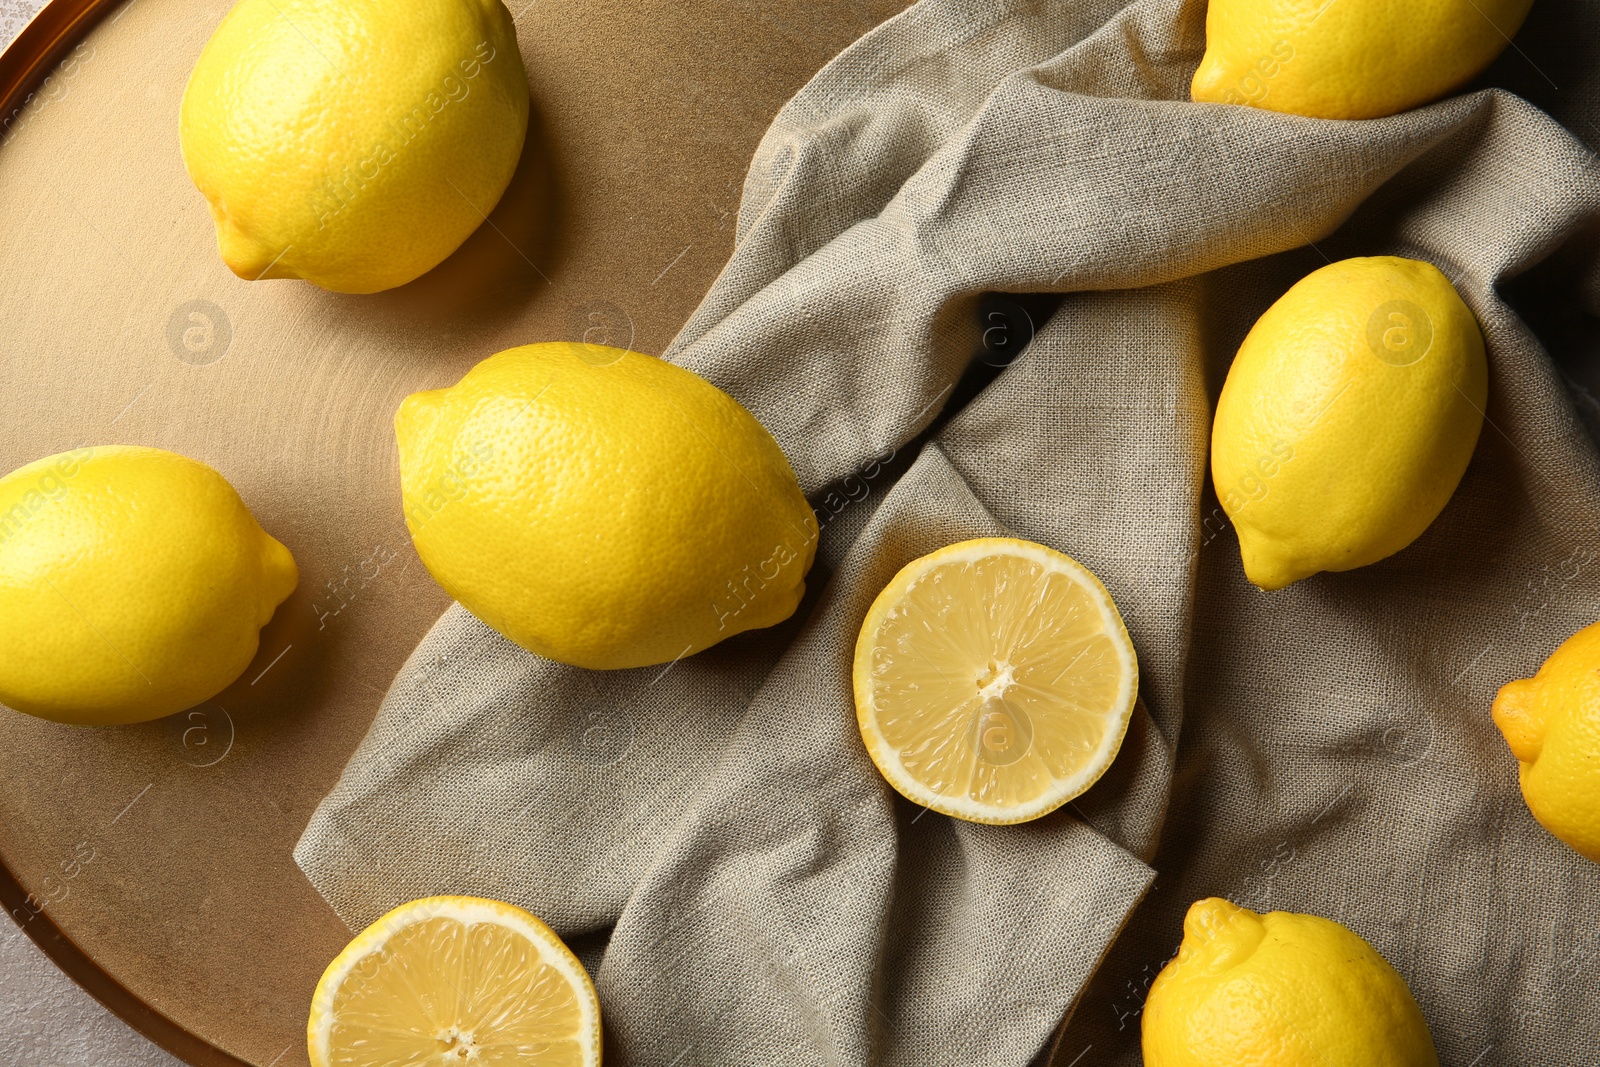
[296,0,1600,1063]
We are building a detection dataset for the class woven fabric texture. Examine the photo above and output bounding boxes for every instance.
[297,0,1600,1063]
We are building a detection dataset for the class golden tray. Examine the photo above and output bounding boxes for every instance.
[0,0,905,1061]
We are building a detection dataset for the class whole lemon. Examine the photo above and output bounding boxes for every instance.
[0,447,297,726]
[1493,620,1600,863]
[180,0,529,294]
[1211,256,1486,590]
[1192,0,1535,119]
[395,342,818,670]
[1144,898,1439,1066]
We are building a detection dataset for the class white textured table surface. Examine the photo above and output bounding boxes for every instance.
[0,916,182,1066]
[1,12,185,1067]
[0,0,39,45]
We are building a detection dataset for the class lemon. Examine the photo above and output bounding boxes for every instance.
[1493,620,1600,863]
[1210,256,1486,591]
[308,895,601,1067]
[0,446,296,726]
[180,0,529,294]
[852,538,1137,824]
[1143,898,1439,1066]
[395,342,818,670]
[1191,0,1535,119]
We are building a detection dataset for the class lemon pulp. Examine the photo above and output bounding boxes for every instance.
[854,538,1137,824]
[309,896,601,1067]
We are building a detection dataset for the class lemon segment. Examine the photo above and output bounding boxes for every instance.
[308,896,601,1067]
[1143,898,1439,1066]
[853,538,1138,824]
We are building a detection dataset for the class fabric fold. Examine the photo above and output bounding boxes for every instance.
[297,0,1600,1062]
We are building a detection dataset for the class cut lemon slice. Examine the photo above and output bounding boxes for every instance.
[853,537,1138,824]
[307,895,601,1067]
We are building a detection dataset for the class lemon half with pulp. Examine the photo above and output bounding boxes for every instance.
[308,895,601,1067]
[853,537,1138,824]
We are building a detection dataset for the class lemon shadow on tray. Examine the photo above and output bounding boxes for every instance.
[164,577,338,747]
[324,94,567,329]
[97,584,327,785]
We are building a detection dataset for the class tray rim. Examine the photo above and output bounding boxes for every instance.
[0,2,253,1064]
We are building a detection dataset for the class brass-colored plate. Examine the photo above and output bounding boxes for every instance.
[0,1,906,1063]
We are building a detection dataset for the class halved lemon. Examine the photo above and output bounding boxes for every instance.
[307,895,602,1067]
[853,537,1138,824]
